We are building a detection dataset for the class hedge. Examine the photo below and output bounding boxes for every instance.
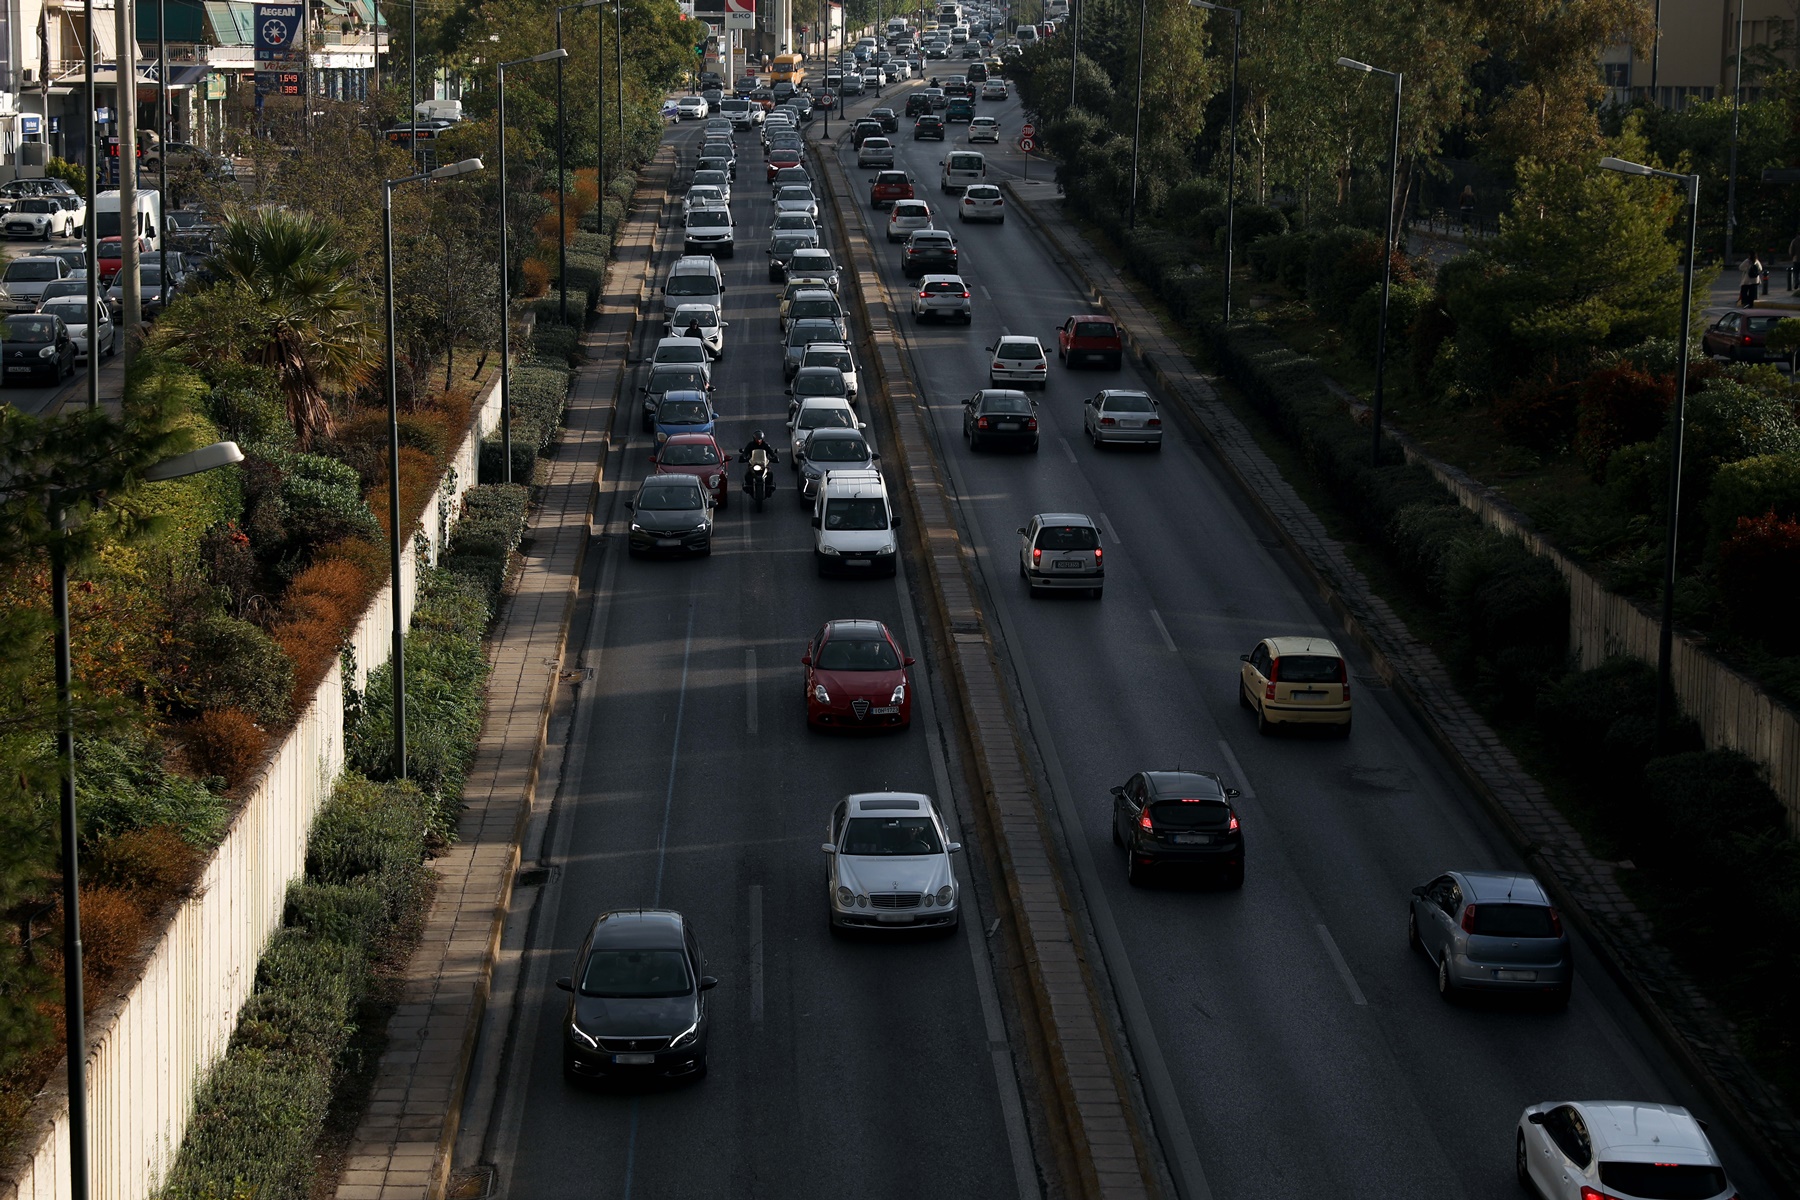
[480,361,573,484]
[440,483,530,611]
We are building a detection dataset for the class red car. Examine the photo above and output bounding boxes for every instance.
[1056,313,1124,370]
[869,169,914,208]
[802,619,914,731]
[650,433,729,509]
[766,148,804,180]
[95,236,152,283]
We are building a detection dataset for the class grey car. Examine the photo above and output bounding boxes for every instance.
[1017,512,1103,597]
[784,318,845,379]
[1409,870,1572,1008]
[785,248,839,292]
[768,229,823,281]
[625,474,714,557]
[796,426,878,501]
[887,198,934,243]
[782,289,847,338]
[1083,389,1163,449]
[690,169,732,204]
[773,185,820,220]
[912,273,972,323]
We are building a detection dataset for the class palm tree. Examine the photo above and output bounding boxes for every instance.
[153,208,372,445]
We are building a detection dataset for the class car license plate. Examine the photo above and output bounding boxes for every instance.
[1293,689,1326,700]
[876,912,913,923]
[656,538,679,547]
[844,558,871,567]
[1053,559,1082,569]
[872,705,898,715]
[1495,969,1538,982]
[1173,833,1213,845]
[1121,420,1142,428]
[998,421,1018,430]
[612,1052,657,1065]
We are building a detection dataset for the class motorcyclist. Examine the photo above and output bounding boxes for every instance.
[741,430,778,493]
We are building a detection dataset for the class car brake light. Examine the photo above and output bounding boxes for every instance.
[1743,335,1755,345]
[1461,904,1477,933]
[978,416,990,429]
[1025,417,1038,430]
[1094,548,1103,562]
[1579,1189,1620,1200]
[1100,417,1116,425]
[919,290,930,298]
[961,290,970,298]
[1146,417,1160,426]
[1228,814,1239,832]
[1547,907,1563,936]
[1032,547,1041,563]
[993,361,1004,370]
[1265,683,1276,700]
[1138,811,1153,830]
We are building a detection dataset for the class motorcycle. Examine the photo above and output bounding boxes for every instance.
[741,447,775,512]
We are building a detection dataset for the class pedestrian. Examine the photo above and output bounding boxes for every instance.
[1739,253,1761,307]
[1788,230,1800,291]
[1458,184,1475,234]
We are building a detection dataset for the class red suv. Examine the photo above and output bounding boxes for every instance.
[869,170,914,208]
[1056,314,1124,369]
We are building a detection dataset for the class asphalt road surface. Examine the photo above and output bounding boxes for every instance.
[487,112,1034,1200]
[839,83,1776,1200]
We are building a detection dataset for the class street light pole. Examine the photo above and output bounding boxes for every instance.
[157,0,168,315]
[1600,156,1701,745]
[84,0,98,410]
[615,1,625,170]
[497,49,568,487]
[556,0,605,328]
[1127,0,1146,227]
[1338,56,1402,467]
[1068,0,1079,109]
[410,0,418,170]
[1725,0,1744,264]
[1192,0,1240,323]
[384,158,483,778]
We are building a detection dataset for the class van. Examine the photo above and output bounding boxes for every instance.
[940,150,986,195]
[94,189,160,247]
[719,97,756,128]
[811,468,900,576]
[661,255,725,321]
[1016,24,1037,45]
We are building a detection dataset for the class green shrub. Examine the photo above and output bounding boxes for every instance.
[1305,226,1387,320]
[1718,511,1800,652]
[1643,750,1789,869]
[534,321,580,366]
[527,290,584,327]
[74,733,230,848]
[165,613,294,726]
[1234,204,1288,244]
[284,880,388,946]
[280,453,381,546]
[1574,364,1673,481]
[1246,229,1317,290]
[1703,452,1800,549]
[480,436,539,486]
[1679,379,1800,499]
[509,363,572,449]
[1347,278,1430,369]
[443,483,529,607]
[1492,376,1583,456]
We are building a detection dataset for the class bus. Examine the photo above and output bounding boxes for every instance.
[770,53,805,85]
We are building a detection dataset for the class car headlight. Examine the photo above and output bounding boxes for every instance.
[935,885,954,906]
[630,522,644,533]
[669,1020,700,1050]
[813,684,830,704]
[836,886,855,908]
[856,894,868,907]
[694,521,710,533]
[568,1021,599,1049]
[890,683,906,705]
[656,431,670,443]
[707,474,721,487]
[818,543,840,555]
[36,345,54,358]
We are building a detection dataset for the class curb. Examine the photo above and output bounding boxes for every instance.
[1003,181,1800,1194]
[814,123,1159,1199]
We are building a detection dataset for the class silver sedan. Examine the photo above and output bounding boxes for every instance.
[1082,389,1162,449]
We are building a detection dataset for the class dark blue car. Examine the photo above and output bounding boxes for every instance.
[654,390,719,446]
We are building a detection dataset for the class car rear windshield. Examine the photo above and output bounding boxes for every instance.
[808,349,852,371]
[794,373,845,395]
[997,342,1042,359]
[808,434,868,461]
[693,171,728,187]
[1103,392,1154,412]
[842,816,941,855]
[673,308,718,328]
[1596,1162,1727,1200]
[798,406,854,430]
[658,399,709,424]
[1469,903,1558,938]
[792,252,832,268]
[924,280,963,294]
[778,187,815,201]
[1275,654,1342,683]
[817,637,899,669]
[790,323,837,347]
[659,442,719,465]
[1747,315,1784,333]
[658,344,706,363]
[666,276,720,296]
[5,262,58,281]
[1036,525,1098,550]
[40,301,87,324]
[776,168,810,182]
[965,186,1000,199]
[791,299,840,319]
[637,483,702,510]
[580,948,691,998]
[1076,322,1116,338]
[774,215,814,230]
[948,154,983,169]
[652,367,708,390]
[824,497,889,530]
[982,393,1032,413]
[1151,799,1232,830]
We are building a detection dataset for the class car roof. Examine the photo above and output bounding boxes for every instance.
[641,470,705,489]
[1264,635,1343,659]
[792,287,836,298]
[847,791,930,812]
[997,334,1043,347]
[1455,871,1550,904]
[795,395,854,410]
[655,337,707,351]
[1072,313,1117,324]
[1033,511,1094,526]
[794,365,846,378]
[1568,1102,1716,1161]
[1145,771,1227,798]
[804,341,853,355]
[662,432,718,445]
[656,389,710,405]
[585,908,687,949]
[921,273,964,283]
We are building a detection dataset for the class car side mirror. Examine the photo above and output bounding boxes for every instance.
[1527,1112,1547,1126]
[1225,788,1241,799]
[811,515,822,528]
[699,975,719,990]
[1240,654,1251,662]
[871,452,881,461]
[903,655,915,666]
[647,453,658,463]
[1016,526,1027,535]
[820,842,836,853]
[625,501,635,512]
[947,842,963,853]
[555,976,574,992]
[801,654,812,665]
[1411,885,1428,897]
[1110,785,1125,798]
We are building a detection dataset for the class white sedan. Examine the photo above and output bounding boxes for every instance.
[824,792,962,934]
[664,302,727,358]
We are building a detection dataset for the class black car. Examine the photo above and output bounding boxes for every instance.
[1111,770,1244,887]
[870,106,900,132]
[901,229,959,278]
[769,229,823,281]
[557,909,717,1082]
[905,92,933,117]
[913,114,947,140]
[2,314,74,385]
[624,474,714,557]
[701,87,724,113]
[852,119,885,148]
[962,389,1039,452]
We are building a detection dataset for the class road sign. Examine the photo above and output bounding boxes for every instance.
[1020,121,1035,138]
[725,0,755,28]
[1018,136,1034,152]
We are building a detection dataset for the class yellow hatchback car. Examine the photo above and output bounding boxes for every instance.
[1239,636,1352,736]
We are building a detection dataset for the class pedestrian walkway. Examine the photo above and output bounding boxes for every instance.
[330,146,673,1200]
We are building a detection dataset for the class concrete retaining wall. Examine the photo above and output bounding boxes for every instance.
[1,375,505,1200]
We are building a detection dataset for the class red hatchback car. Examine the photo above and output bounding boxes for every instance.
[650,433,730,509]
[766,148,804,180]
[802,619,914,731]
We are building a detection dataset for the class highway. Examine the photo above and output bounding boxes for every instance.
[836,80,1777,1200]
[485,109,1035,1199]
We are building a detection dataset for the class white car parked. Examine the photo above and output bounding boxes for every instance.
[824,792,962,933]
[1515,1101,1737,1200]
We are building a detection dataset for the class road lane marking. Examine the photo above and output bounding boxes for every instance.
[1317,924,1369,1006]
[749,884,765,1024]
[1097,511,1121,544]
[745,648,758,733]
[1149,608,1177,653]
[980,284,992,299]
[1216,739,1255,800]
[652,602,699,906]
[1058,436,1076,463]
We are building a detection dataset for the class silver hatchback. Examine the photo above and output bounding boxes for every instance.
[1409,870,1572,1007]
[1017,513,1103,598]
[887,199,934,243]
[912,273,972,323]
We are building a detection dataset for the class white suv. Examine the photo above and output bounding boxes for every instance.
[812,468,899,576]
[825,792,962,934]
[1515,1102,1736,1200]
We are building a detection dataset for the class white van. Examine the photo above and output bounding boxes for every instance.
[94,188,160,247]
[661,255,725,321]
[940,150,986,195]
[812,468,900,576]
[1016,24,1038,46]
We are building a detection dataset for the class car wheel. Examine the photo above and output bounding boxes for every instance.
[1437,954,1457,1003]
[691,1053,709,1080]
[1238,680,1252,710]
[1090,586,1103,599]
[1110,815,1123,847]
[1029,439,1039,454]
[562,1055,582,1085]
[1091,429,1103,449]
[1407,908,1422,953]
[969,434,982,451]
[1515,1132,1535,1194]
[1125,851,1146,888]
[1224,862,1245,890]
[997,216,1004,224]
[1150,438,1163,453]
[1335,718,1352,739]
[1256,701,1273,736]
[962,313,973,325]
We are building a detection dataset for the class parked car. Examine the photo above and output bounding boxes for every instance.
[1702,309,1786,363]
[676,95,710,119]
[1056,313,1123,368]
[2,197,80,239]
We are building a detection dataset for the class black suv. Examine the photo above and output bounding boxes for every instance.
[905,92,932,117]
[1111,770,1245,887]
[870,106,899,132]
[913,114,947,141]
[852,119,885,148]
[902,229,959,277]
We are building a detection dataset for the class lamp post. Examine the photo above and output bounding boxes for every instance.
[615,1,625,173]
[1600,155,1701,746]
[1337,56,1402,467]
[498,49,569,487]
[53,439,245,1200]
[1192,0,1239,323]
[157,0,169,316]
[557,0,607,327]
[84,0,98,410]
[1127,0,1146,227]
[1725,0,1744,263]
[1067,0,1080,108]
[383,157,483,779]
[409,0,418,170]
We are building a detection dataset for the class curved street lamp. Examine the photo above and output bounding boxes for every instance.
[1337,55,1403,467]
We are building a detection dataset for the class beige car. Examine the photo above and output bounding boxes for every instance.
[1238,636,1351,735]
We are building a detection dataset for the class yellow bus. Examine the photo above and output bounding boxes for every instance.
[770,53,805,85]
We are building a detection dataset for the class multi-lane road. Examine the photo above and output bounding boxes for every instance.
[471,71,1775,1199]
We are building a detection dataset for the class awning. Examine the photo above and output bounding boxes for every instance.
[203,0,255,46]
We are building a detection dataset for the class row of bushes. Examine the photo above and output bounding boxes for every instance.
[479,355,575,485]
[163,562,498,1199]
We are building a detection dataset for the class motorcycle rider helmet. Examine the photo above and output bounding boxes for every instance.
[754,430,766,441]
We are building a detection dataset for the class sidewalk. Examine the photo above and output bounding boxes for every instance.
[329,150,672,1200]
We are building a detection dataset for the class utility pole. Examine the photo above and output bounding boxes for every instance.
[116,0,140,353]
